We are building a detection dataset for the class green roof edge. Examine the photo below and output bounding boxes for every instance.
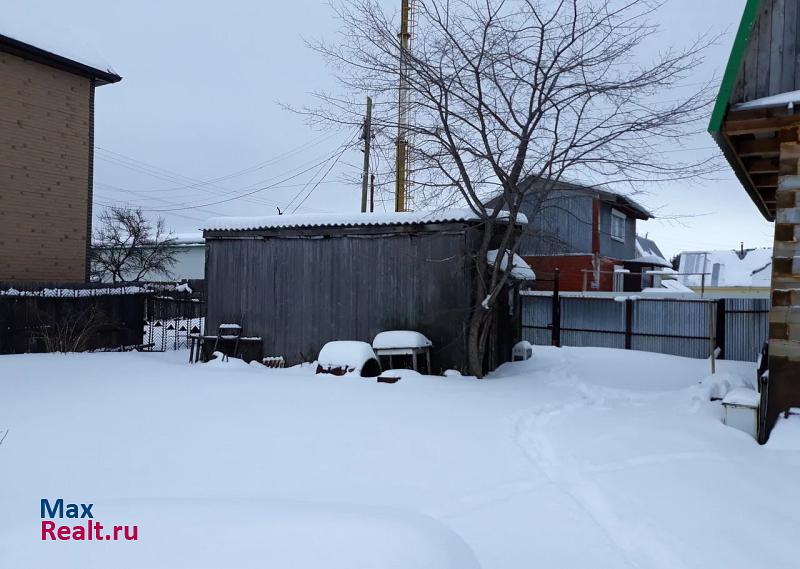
[708,0,763,133]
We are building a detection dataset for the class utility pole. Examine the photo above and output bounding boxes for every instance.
[360,96,373,213]
[395,0,412,212]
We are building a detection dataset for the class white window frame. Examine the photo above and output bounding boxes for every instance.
[610,209,626,243]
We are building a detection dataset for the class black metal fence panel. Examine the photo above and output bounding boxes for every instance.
[724,298,770,362]
[630,299,713,358]
[521,293,769,362]
[561,297,626,349]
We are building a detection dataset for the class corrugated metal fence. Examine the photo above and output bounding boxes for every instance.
[522,294,769,362]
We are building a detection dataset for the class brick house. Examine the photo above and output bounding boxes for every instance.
[490,178,666,291]
[709,0,800,435]
[0,33,121,282]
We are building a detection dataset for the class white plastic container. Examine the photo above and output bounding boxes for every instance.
[722,388,760,439]
[512,341,533,362]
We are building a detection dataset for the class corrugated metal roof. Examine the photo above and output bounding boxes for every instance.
[203,209,526,232]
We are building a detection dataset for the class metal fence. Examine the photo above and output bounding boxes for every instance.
[143,295,205,351]
[724,298,770,362]
[521,293,769,362]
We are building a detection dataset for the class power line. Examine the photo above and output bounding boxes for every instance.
[93,131,340,193]
[291,144,353,213]
[141,145,353,213]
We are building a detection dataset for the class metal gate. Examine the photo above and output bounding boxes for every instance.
[144,296,205,351]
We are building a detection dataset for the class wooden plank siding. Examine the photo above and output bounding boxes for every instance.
[205,223,501,372]
[733,0,800,104]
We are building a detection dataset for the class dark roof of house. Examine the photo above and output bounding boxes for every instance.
[0,33,121,85]
[635,235,668,262]
[487,177,652,220]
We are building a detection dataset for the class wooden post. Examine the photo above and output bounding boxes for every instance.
[716,298,726,360]
[552,268,561,347]
[624,298,633,350]
[709,301,716,375]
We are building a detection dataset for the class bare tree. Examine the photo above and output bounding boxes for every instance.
[91,206,179,283]
[305,0,719,376]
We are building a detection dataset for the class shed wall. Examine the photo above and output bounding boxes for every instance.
[205,228,478,372]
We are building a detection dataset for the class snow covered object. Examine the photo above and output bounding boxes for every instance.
[486,249,536,281]
[317,341,381,377]
[512,341,534,361]
[373,331,432,350]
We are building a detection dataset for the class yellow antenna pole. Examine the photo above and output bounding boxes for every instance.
[395,0,412,212]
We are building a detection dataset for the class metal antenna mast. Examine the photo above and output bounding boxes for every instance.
[395,0,413,212]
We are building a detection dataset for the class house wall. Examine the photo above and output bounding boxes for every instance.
[517,190,594,255]
[518,191,638,260]
[524,254,617,292]
[767,166,800,431]
[732,0,800,104]
[110,245,206,282]
[0,51,93,282]
[205,225,482,372]
[598,204,637,259]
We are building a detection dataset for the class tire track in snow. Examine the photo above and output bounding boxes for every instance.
[514,393,691,569]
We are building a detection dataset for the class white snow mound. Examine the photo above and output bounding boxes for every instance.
[318,341,379,373]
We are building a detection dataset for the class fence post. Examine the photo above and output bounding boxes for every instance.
[552,269,561,347]
[716,298,726,360]
[624,298,633,350]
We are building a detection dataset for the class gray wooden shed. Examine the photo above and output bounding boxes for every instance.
[202,210,525,373]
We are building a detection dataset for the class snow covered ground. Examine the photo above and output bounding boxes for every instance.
[0,347,798,568]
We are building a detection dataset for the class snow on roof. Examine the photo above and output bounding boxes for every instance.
[733,90,800,111]
[0,16,119,79]
[641,280,695,295]
[629,255,672,268]
[635,235,669,266]
[373,331,432,350]
[486,249,536,280]
[677,248,772,288]
[204,209,527,232]
[172,232,205,245]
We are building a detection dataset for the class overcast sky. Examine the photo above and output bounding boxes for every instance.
[6,0,773,258]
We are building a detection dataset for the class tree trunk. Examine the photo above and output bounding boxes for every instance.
[467,305,489,377]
